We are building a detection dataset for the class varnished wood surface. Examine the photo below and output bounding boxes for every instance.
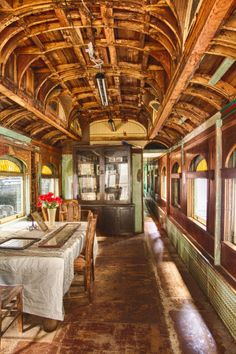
[0,1,235,146]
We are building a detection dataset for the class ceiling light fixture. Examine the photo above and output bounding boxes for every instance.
[95,72,109,106]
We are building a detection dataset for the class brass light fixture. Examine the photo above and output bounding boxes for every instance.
[108,117,116,132]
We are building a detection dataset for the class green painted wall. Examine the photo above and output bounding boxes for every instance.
[132,152,143,233]
[0,127,31,143]
[62,154,73,199]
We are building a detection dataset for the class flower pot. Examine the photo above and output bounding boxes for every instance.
[47,208,57,226]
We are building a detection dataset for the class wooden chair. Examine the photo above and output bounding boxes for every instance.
[0,285,23,347]
[59,199,81,222]
[41,206,48,222]
[74,214,97,302]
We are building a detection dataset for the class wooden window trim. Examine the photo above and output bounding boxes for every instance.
[187,170,214,179]
[221,168,236,179]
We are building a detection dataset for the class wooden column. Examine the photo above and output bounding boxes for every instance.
[214,116,222,265]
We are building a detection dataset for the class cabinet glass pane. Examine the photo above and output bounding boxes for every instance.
[104,155,129,201]
[77,152,100,201]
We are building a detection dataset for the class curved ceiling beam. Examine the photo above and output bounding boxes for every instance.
[4,112,32,127]
[206,45,236,59]
[0,106,24,121]
[17,54,41,87]
[35,66,163,103]
[175,102,209,121]
[1,27,174,74]
[149,0,235,139]
[184,87,225,110]
[0,80,80,140]
[30,125,51,136]
[190,74,236,100]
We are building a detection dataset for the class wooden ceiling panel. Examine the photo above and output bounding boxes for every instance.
[0,1,235,146]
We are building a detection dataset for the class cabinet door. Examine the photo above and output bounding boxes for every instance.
[103,207,118,235]
[104,149,130,203]
[118,206,134,234]
[76,151,100,201]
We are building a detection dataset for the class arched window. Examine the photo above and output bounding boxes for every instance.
[41,164,59,195]
[188,155,208,226]
[0,156,25,223]
[223,147,236,244]
[171,162,181,207]
[161,167,167,200]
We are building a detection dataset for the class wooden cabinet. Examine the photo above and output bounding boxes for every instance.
[73,145,134,235]
[103,205,134,235]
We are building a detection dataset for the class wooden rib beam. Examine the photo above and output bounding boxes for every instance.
[149,0,235,139]
[0,79,80,140]
[0,0,12,9]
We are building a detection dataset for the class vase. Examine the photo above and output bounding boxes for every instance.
[47,208,57,226]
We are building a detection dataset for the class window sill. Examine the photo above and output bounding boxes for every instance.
[188,217,207,231]
[0,216,27,229]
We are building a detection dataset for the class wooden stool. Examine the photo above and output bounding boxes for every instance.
[0,285,23,347]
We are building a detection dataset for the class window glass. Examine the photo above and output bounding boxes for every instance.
[41,164,58,196]
[0,176,23,221]
[228,148,236,168]
[41,165,53,175]
[190,155,208,172]
[172,162,181,173]
[171,163,181,207]
[161,167,167,200]
[193,178,207,224]
[41,178,59,195]
[0,157,24,223]
[188,155,208,226]
[0,159,21,172]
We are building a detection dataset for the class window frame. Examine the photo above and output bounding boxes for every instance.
[41,163,59,196]
[187,155,209,228]
[161,166,167,201]
[171,162,181,208]
[222,146,236,245]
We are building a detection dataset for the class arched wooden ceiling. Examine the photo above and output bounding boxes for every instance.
[0,0,235,147]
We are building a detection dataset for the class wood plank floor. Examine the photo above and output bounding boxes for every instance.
[1,214,236,353]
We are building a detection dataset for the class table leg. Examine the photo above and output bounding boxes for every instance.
[42,318,58,332]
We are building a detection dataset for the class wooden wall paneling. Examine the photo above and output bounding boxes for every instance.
[221,243,236,279]
[222,113,236,165]
[167,153,170,215]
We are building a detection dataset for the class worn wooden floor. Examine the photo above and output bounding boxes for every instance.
[1,214,236,353]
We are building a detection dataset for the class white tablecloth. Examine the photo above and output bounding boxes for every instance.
[0,221,97,321]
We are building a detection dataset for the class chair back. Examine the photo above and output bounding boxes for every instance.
[41,206,48,221]
[85,214,98,268]
[59,199,81,222]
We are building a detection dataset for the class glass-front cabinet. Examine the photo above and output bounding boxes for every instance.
[74,145,131,204]
[77,151,100,201]
[73,145,134,235]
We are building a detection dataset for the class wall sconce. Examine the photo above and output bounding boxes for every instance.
[108,118,116,132]
[95,72,108,106]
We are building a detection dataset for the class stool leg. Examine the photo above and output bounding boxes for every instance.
[16,292,23,333]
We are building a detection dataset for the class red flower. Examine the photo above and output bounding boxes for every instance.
[37,193,62,209]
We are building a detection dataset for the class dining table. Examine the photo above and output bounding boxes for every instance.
[0,220,97,330]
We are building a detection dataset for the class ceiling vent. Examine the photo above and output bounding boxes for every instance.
[149,100,160,112]
[149,100,160,124]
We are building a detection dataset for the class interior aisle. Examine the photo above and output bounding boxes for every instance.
[2,212,236,354]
